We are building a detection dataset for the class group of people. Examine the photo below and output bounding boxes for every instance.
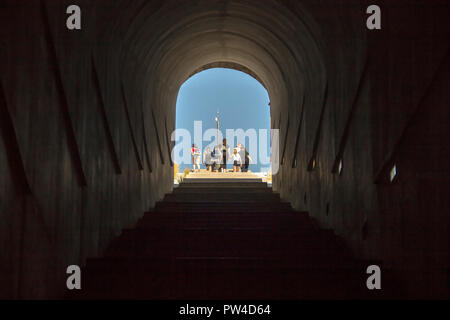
[191,139,252,173]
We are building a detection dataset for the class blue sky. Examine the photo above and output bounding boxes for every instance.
[175,68,271,172]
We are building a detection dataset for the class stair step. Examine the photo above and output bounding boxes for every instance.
[172,188,274,194]
[163,195,282,202]
[177,182,269,188]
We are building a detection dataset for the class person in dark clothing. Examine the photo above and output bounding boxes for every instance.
[241,147,252,172]
[221,138,231,172]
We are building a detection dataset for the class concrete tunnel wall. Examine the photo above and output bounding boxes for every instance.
[0,0,449,298]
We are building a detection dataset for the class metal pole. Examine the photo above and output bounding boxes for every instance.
[216,111,219,146]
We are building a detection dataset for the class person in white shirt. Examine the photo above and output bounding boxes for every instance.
[231,148,242,172]
[190,144,201,172]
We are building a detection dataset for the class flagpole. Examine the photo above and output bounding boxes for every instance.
[216,111,219,147]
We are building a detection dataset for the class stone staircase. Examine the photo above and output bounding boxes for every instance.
[69,180,398,299]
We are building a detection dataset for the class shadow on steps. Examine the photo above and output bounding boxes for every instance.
[68,181,404,299]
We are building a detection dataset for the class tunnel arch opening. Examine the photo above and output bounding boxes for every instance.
[174,66,272,175]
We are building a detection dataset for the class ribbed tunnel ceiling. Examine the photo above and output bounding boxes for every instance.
[112,0,327,124]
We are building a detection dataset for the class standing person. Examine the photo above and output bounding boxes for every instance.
[231,148,242,172]
[237,143,245,167]
[221,138,231,172]
[241,147,252,172]
[203,147,213,171]
[212,144,222,172]
[191,144,201,172]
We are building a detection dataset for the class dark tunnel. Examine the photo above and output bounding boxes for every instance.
[0,0,449,299]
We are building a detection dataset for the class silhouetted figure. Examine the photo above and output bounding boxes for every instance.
[241,147,252,172]
[221,138,231,172]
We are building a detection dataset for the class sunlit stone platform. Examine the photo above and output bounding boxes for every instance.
[183,170,264,183]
